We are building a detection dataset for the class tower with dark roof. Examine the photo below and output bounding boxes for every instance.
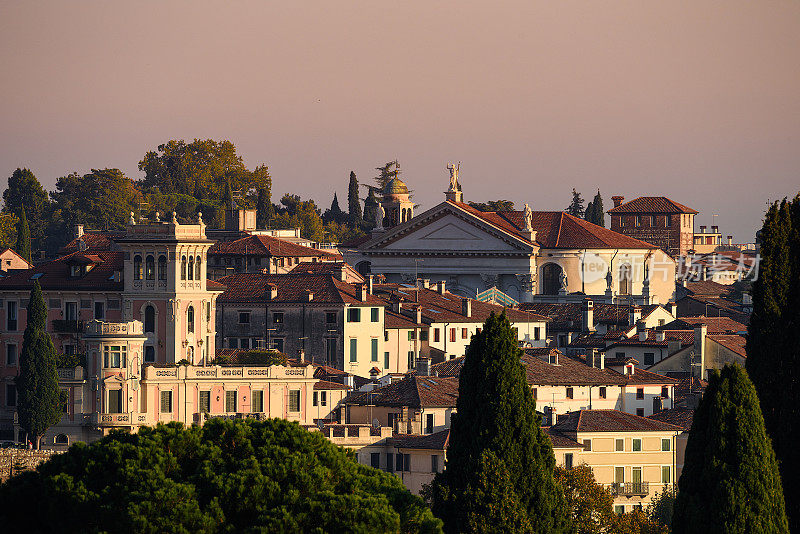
[379,168,414,228]
[607,196,698,257]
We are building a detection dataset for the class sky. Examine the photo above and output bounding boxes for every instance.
[2,1,799,242]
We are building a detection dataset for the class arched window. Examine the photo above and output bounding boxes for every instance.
[145,255,155,280]
[158,255,167,280]
[195,255,201,280]
[133,255,142,280]
[144,345,155,363]
[619,264,632,295]
[181,256,187,280]
[187,306,195,334]
[54,434,68,445]
[540,263,563,295]
[144,305,155,333]
[187,256,194,280]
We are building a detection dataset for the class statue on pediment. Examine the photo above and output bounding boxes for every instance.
[523,203,533,231]
[446,162,460,191]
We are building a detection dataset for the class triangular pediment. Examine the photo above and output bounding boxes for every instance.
[102,374,126,384]
[420,223,482,241]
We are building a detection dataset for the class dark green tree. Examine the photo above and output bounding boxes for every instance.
[745,195,799,531]
[584,201,594,224]
[256,187,272,228]
[2,168,49,251]
[348,171,362,226]
[467,200,515,212]
[565,188,585,218]
[15,281,62,449]
[672,364,788,533]
[363,188,379,227]
[590,190,604,226]
[430,312,570,533]
[50,169,142,231]
[0,419,443,533]
[15,206,31,263]
[375,160,400,190]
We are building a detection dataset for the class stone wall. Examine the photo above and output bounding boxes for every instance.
[0,449,58,482]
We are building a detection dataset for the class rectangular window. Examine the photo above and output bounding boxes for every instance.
[109,389,122,413]
[65,301,78,321]
[584,439,592,451]
[461,328,468,339]
[599,386,607,399]
[321,391,327,406]
[272,338,284,353]
[661,465,671,484]
[371,308,379,322]
[632,438,642,452]
[199,391,211,413]
[425,413,434,434]
[661,386,669,398]
[534,327,540,340]
[347,308,361,322]
[636,408,645,417]
[252,390,264,413]
[49,298,62,309]
[371,452,380,469]
[396,452,404,472]
[349,339,358,362]
[615,351,625,359]
[533,388,537,400]
[434,328,440,342]
[6,344,17,366]
[408,330,415,341]
[386,453,394,473]
[239,338,250,350]
[616,438,624,451]
[615,466,625,483]
[94,301,105,320]
[5,384,16,407]
[289,390,301,412]
[449,328,456,342]
[661,438,671,451]
[229,338,238,349]
[371,339,378,362]
[325,338,337,365]
[7,301,17,331]
[272,312,284,324]
[313,391,319,407]
[225,391,237,413]
[564,453,573,470]
[103,346,127,368]
[384,352,390,369]
[404,454,410,472]
[420,330,428,341]
[431,454,439,473]
[636,388,644,400]
[160,390,172,413]
[566,387,574,399]
[108,299,120,310]
[239,312,250,324]
[614,505,625,515]
[326,312,337,324]
[644,352,655,366]
[408,351,414,370]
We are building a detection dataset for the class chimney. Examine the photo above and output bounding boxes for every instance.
[597,351,605,369]
[357,284,367,302]
[343,375,354,388]
[700,225,707,233]
[668,302,677,317]
[462,298,472,318]
[711,225,719,233]
[582,299,595,332]
[585,348,597,368]
[624,363,635,376]
[367,275,374,294]
[416,357,431,376]
[639,329,648,342]
[369,367,380,380]
[612,196,624,208]
[74,224,84,239]
[629,306,642,326]
[415,306,422,325]
[336,265,347,282]
[267,283,277,300]
[299,349,306,363]
[655,330,666,342]
[436,280,446,294]
[304,290,314,302]
[693,325,707,378]
[727,235,733,246]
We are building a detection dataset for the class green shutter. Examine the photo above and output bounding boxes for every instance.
[371,339,378,361]
[350,339,357,362]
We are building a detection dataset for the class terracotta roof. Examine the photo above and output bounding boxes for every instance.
[680,280,730,297]
[217,272,386,306]
[520,302,662,331]
[58,232,121,254]
[522,353,627,386]
[607,196,698,215]
[679,295,751,324]
[660,316,746,334]
[389,429,450,450]
[602,330,694,350]
[452,201,659,249]
[648,408,695,431]
[430,357,465,377]
[707,334,747,358]
[339,234,372,248]
[0,248,33,268]
[289,261,363,282]
[313,379,351,391]
[621,368,679,385]
[209,234,336,259]
[0,251,123,291]
[552,409,682,433]
[384,309,424,329]
[345,374,459,408]
[674,376,707,405]
[545,427,584,448]
[206,279,226,291]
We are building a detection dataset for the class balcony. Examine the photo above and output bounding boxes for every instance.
[52,319,84,333]
[92,412,147,427]
[610,482,649,496]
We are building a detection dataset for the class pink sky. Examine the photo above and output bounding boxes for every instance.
[2,1,799,241]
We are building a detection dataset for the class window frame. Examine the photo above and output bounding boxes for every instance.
[632,438,642,452]
[160,390,173,413]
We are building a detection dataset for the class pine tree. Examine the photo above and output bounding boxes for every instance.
[672,364,788,533]
[590,190,604,226]
[15,281,62,449]
[431,312,570,533]
[347,171,362,226]
[330,192,342,215]
[15,206,31,263]
[565,188,585,217]
[363,188,378,227]
[256,187,272,228]
[745,195,799,531]
[375,160,400,190]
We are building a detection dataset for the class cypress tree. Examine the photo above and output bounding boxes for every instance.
[591,190,604,226]
[746,196,799,531]
[584,201,594,225]
[431,312,570,533]
[15,206,31,263]
[672,364,788,533]
[256,187,272,228]
[347,171,362,226]
[15,281,62,449]
[363,188,378,227]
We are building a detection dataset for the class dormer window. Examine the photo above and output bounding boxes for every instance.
[70,265,81,277]
[133,255,143,280]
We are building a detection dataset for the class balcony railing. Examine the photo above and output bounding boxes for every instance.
[52,319,84,333]
[610,482,649,496]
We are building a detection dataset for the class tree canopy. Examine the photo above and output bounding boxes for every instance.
[565,188,585,218]
[0,418,443,533]
[584,190,605,226]
[15,206,31,263]
[50,169,142,231]
[430,312,570,533]
[467,200,515,212]
[672,364,788,533]
[2,168,48,251]
[348,171,362,226]
[745,194,799,531]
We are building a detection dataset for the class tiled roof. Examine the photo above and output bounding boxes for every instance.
[661,316,746,334]
[384,310,424,329]
[607,196,698,215]
[209,234,336,259]
[681,281,730,297]
[621,368,679,385]
[679,295,751,324]
[58,232,121,255]
[0,248,33,268]
[522,353,627,386]
[545,428,584,448]
[674,377,707,406]
[389,429,450,450]
[520,302,662,331]
[313,379,351,391]
[216,272,386,306]
[648,408,695,431]
[206,279,226,291]
[289,261,363,282]
[602,330,694,350]
[0,251,123,291]
[453,201,659,249]
[552,409,683,433]
[708,334,747,358]
[430,357,465,378]
[346,374,459,408]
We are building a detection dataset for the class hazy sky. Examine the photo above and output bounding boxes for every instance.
[2,1,799,241]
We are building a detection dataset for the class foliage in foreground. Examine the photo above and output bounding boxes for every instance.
[0,419,443,533]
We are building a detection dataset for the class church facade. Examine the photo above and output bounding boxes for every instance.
[343,167,675,306]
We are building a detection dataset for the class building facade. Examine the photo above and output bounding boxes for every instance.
[607,196,697,257]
